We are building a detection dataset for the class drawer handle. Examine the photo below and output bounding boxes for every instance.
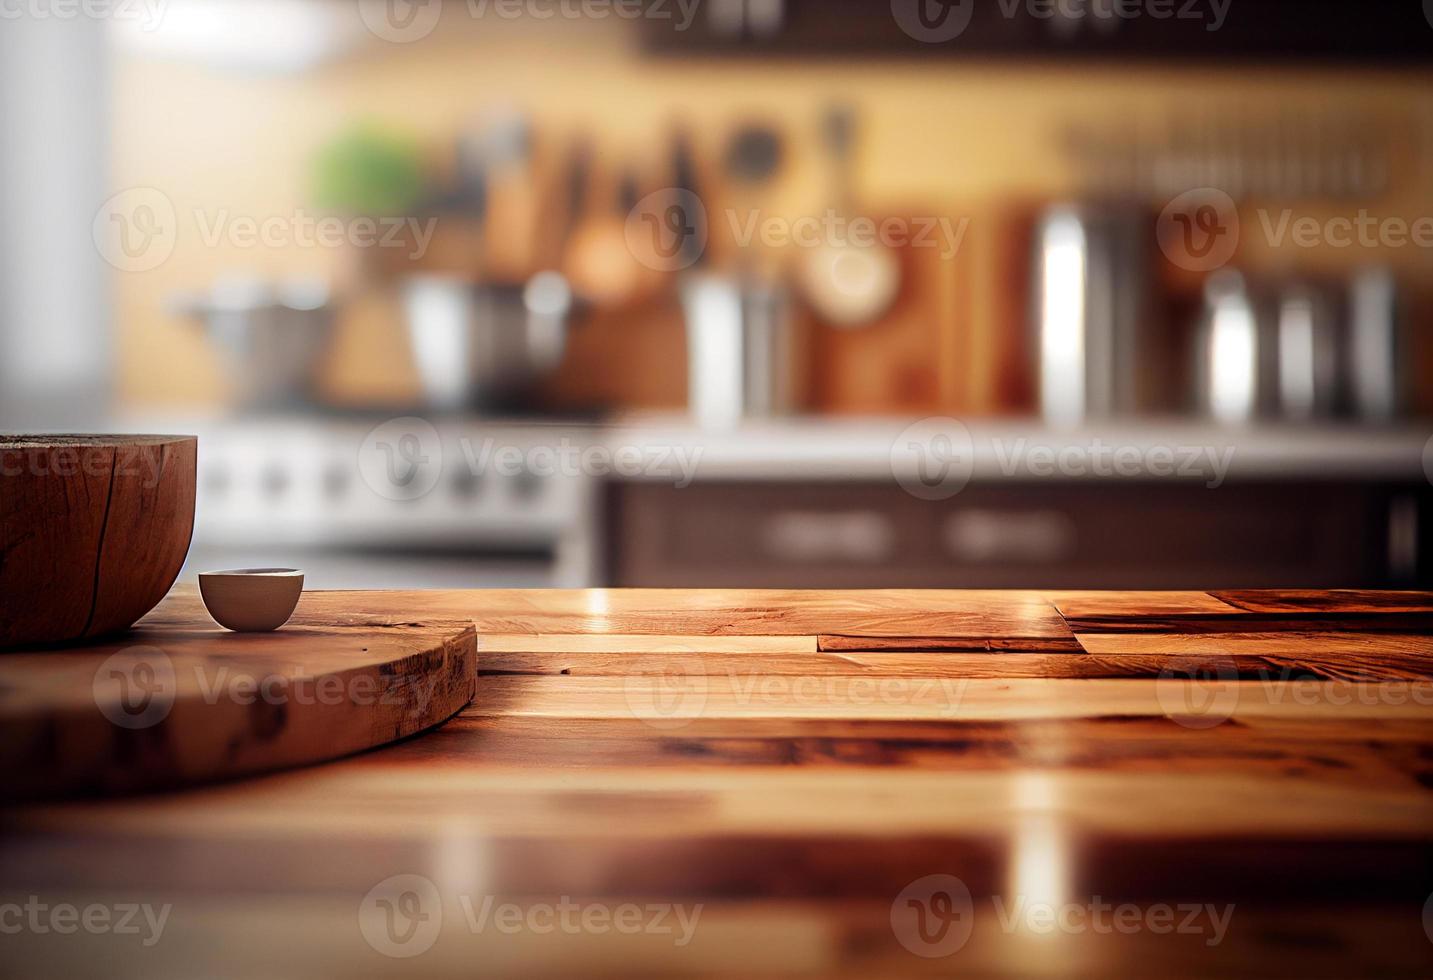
[761,510,895,564]
[944,510,1076,564]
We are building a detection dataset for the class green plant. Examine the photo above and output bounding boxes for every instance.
[312,124,426,217]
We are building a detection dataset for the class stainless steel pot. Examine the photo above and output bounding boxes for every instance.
[1031,204,1161,426]
[170,279,334,412]
[1194,272,1345,424]
[680,274,803,430]
[402,272,572,412]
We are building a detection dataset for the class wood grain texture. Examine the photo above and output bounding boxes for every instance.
[0,588,477,799]
[0,435,196,648]
[1211,589,1433,614]
[2,587,1432,978]
[1075,631,1433,680]
[274,588,1078,641]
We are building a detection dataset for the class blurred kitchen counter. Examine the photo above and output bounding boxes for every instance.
[112,411,1432,590]
[600,415,1433,483]
[119,411,1432,482]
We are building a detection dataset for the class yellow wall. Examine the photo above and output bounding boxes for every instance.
[113,17,1433,410]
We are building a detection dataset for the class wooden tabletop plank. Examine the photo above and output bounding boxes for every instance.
[470,675,1433,722]
[10,763,1431,842]
[1046,591,1245,618]
[1073,632,1433,680]
[268,588,1079,641]
[5,586,1432,979]
[1212,589,1433,614]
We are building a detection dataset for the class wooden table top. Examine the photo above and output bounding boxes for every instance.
[4,587,1433,978]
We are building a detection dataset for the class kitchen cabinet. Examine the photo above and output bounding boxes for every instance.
[643,0,1433,62]
[609,479,1431,588]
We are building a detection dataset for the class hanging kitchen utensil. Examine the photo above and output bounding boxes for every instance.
[564,158,662,309]
[681,126,805,426]
[480,110,541,283]
[797,104,901,329]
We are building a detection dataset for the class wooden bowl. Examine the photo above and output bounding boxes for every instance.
[0,435,197,649]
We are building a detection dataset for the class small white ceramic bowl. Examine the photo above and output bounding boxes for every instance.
[198,568,304,632]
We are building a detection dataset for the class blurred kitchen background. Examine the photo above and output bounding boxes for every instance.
[2,0,1431,589]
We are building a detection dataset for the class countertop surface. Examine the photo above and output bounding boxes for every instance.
[4,587,1433,978]
[121,411,1433,482]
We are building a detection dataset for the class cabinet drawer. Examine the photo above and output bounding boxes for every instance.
[608,480,1418,588]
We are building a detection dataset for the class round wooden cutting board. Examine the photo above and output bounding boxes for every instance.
[0,588,477,800]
